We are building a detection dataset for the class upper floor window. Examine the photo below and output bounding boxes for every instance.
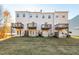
[23,14,25,17]
[42,15,45,19]
[17,14,19,17]
[62,15,65,18]
[48,15,51,19]
[56,15,59,18]
[30,15,32,18]
[36,15,38,18]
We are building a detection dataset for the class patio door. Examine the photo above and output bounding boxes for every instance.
[24,30,29,37]
[16,29,21,36]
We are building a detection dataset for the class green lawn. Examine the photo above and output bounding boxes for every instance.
[71,36,79,39]
[0,37,79,55]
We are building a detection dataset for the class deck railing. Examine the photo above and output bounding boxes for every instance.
[11,23,24,29]
[27,22,37,29]
[55,23,68,29]
[41,23,52,30]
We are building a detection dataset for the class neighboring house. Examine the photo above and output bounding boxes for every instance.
[11,10,68,37]
[69,15,79,36]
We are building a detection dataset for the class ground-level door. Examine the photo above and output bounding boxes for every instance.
[54,32,59,38]
[24,30,29,37]
[28,29,38,37]
[16,29,22,36]
[55,29,68,38]
[42,30,49,37]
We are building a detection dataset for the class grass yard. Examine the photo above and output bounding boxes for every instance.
[71,36,79,39]
[0,37,79,55]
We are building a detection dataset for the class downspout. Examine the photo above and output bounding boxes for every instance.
[53,12,55,36]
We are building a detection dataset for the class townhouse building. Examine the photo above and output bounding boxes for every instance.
[11,10,68,38]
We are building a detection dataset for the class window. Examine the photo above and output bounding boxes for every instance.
[17,14,19,17]
[30,15,32,18]
[56,15,58,18]
[23,14,25,17]
[42,15,45,19]
[62,15,65,18]
[36,15,38,18]
[48,15,51,19]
